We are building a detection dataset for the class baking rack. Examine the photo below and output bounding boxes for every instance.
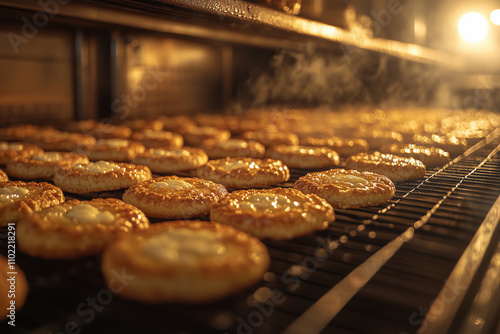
[1,129,499,334]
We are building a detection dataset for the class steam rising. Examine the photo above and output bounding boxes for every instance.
[237,46,450,109]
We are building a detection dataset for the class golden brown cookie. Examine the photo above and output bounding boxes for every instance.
[0,141,44,165]
[0,181,65,225]
[242,129,299,147]
[25,130,96,152]
[131,130,183,149]
[101,220,270,303]
[294,168,395,208]
[132,148,208,174]
[17,198,149,259]
[211,188,335,240]
[299,136,369,157]
[380,143,450,167]
[265,145,340,169]
[123,176,228,219]
[0,256,28,320]
[181,126,231,147]
[0,169,8,182]
[202,139,265,159]
[6,152,89,180]
[345,152,426,181]
[54,161,152,193]
[79,139,145,162]
[65,120,132,139]
[197,157,290,189]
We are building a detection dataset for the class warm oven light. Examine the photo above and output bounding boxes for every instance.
[491,9,500,25]
[458,12,488,43]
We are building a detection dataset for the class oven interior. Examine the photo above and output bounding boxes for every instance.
[1,1,500,334]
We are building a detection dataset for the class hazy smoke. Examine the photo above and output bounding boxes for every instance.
[237,46,450,109]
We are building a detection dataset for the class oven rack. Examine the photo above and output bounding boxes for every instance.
[1,130,500,334]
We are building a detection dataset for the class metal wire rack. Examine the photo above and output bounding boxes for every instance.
[1,132,499,334]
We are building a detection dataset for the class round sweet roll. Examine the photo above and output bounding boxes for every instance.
[54,160,152,193]
[25,130,96,152]
[6,151,89,179]
[0,181,65,225]
[101,220,270,303]
[65,120,132,139]
[299,136,369,157]
[0,256,28,319]
[79,139,145,162]
[181,126,231,147]
[345,152,426,181]
[241,129,299,147]
[123,176,228,219]
[202,138,265,159]
[131,129,183,149]
[17,198,149,258]
[197,157,290,189]
[265,145,340,169]
[211,187,335,240]
[132,147,208,174]
[379,143,450,167]
[294,168,396,209]
[0,169,8,182]
[0,141,44,165]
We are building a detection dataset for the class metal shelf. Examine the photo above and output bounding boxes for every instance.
[0,0,466,70]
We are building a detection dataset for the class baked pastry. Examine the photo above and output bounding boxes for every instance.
[345,152,426,181]
[0,256,28,319]
[0,181,65,225]
[122,119,164,132]
[79,139,145,162]
[380,143,450,167]
[294,168,395,208]
[123,176,228,219]
[17,198,149,259]
[265,145,340,169]
[132,148,208,174]
[6,152,89,180]
[193,114,242,134]
[65,120,132,139]
[197,157,290,189]
[242,129,299,147]
[25,130,96,151]
[54,161,152,193]
[158,115,196,133]
[181,126,231,147]
[202,139,265,159]
[211,188,335,240]
[101,220,269,303]
[0,124,55,141]
[0,169,8,182]
[411,134,467,156]
[357,130,403,150]
[0,141,44,165]
[299,136,369,157]
[131,130,183,149]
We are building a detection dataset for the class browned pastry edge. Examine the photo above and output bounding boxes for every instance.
[101,220,270,303]
[0,181,65,225]
[122,176,228,219]
[16,198,149,259]
[210,187,335,240]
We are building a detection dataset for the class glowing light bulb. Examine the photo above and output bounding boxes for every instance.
[458,12,488,43]
[491,9,500,25]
